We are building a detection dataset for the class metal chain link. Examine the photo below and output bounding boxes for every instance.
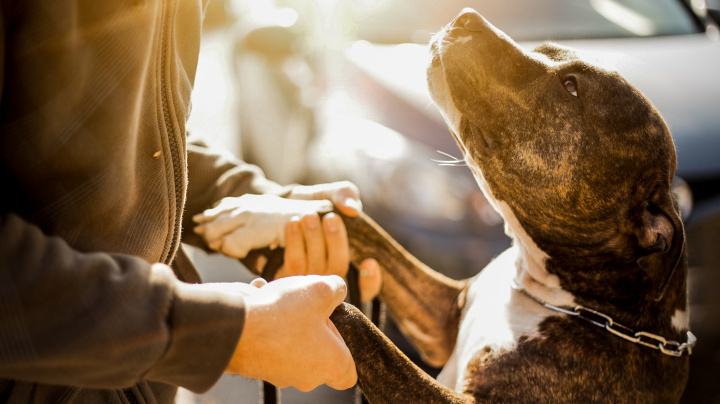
[511,281,697,357]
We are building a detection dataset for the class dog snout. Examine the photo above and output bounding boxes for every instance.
[453,8,486,32]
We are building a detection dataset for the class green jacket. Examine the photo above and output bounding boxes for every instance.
[0,0,285,402]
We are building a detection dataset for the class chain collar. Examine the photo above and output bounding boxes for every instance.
[511,280,696,357]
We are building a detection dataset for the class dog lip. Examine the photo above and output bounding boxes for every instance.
[464,118,492,152]
[449,129,468,156]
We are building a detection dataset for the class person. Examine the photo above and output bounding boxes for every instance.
[0,1,381,402]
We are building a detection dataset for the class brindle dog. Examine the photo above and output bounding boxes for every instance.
[329,8,695,404]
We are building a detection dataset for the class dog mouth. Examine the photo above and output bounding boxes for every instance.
[428,9,495,154]
[448,128,468,157]
[428,44,491,159]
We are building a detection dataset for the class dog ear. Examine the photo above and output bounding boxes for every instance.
[635,195,685,302]
[533,43,580,62]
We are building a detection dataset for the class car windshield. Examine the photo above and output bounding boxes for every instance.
[349,0,699,43]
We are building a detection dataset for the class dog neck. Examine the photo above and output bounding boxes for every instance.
[502,200,689,337]
[470,162,687,328]
[468,164,577,308]
[505,208,577,309]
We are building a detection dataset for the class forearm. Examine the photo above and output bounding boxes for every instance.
[0,213,245,393]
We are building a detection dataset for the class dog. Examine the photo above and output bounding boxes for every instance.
[328,8,695,404]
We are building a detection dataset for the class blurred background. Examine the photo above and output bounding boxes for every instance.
[183,0,720,402]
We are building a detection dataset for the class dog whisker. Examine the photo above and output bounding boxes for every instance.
[432,150,466,166]
[436,150,464,160]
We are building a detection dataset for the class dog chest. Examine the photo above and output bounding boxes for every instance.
[437,246,558,391]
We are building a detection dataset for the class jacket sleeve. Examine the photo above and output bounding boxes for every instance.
[182,140,294,249]
[0,213,245,394]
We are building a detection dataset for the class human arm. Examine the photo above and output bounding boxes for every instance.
[0,213,244,393]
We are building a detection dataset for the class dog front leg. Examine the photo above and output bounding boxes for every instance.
[332,303,473,404]
[340,211,468,367]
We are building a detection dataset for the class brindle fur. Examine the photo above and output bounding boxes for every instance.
[327,9,690,403]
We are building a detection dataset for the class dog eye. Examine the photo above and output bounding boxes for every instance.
[564,79,578,97]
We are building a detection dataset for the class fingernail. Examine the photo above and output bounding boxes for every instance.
[302,214,320,230]
[289,216,301,233]
[250,278,267,288]
[324,213,339,232]
[360,269,369,277]
[343,197,362,214]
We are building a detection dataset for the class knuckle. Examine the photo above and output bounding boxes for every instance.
[312,280,336,300]
[295,382,317,393]
[338,180,358,193]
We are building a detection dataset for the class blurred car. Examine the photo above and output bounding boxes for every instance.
[299,0,720,401]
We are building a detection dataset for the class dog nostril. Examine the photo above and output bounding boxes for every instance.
[453,15,468,28]
[459,11,484,32]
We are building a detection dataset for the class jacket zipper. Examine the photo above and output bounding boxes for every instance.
[159,0,183,265]
[123,388,140,404]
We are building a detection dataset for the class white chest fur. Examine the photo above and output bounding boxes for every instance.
[436,246,561,391]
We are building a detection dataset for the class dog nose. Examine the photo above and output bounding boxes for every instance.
[453,8,485,32]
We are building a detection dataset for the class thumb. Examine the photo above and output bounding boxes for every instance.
[289,182,363,217]
[329,182,362,217]
[334,195,363,217]
[324,318,358,390]
[312,275,348,316]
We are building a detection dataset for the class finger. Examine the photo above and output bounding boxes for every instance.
[192,198,235,223]
[193,212,214,224]
[289,182,361,216]
[322,213,349,278]
[283,217,308,276]
[193,211,218,224]
[193,223,206,235]
[335,197,363,217]
[323,319,358,391]
[301,213,327,275]
[201,211,250,246]
[274,266,286,279]
[250,278,267,288]
[218,227,259,258]
[358,258,383,303]
[330,181,362,217]
[325,356,358,391]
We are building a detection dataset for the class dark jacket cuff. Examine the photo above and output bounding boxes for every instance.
[145,276,246,393]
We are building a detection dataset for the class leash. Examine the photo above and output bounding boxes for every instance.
[510,280,696,357]
[251,248,379,404]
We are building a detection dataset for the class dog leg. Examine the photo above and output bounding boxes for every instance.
[331,303,473,404]
[340,211,468,367]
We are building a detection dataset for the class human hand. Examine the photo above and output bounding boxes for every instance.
[278,213,382,302]
[287,181,362,217]
[227,275,357,391]
[192,194,333,258]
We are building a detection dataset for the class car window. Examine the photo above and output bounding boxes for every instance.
[348,0,698,43]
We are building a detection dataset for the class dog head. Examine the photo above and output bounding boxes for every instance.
[427,9,684,304]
